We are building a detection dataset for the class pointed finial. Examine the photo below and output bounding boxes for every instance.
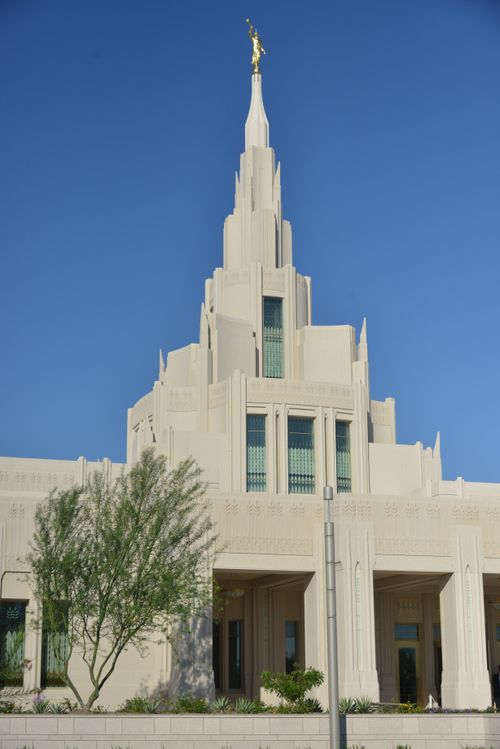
[246,19,266,74]
[159,349,165,377]
[360,317,367,345]
[434,431,441,460]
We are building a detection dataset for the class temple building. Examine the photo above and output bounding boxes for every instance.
[1,56,500,711]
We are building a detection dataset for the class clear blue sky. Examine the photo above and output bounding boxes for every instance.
[1,0,499,482]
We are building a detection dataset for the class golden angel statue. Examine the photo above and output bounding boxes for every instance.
[246,19,266,74]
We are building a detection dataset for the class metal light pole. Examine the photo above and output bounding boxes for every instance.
[323,485,340,749]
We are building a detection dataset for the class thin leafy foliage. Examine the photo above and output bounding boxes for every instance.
[261,665,324,711]
[27,448,214,710]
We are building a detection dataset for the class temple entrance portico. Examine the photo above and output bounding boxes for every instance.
[374,566,492,710]
[374,571,446,706]
[212,557,323,701]
[483,574,500,688]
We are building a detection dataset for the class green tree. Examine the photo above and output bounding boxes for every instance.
[27,448,214,710]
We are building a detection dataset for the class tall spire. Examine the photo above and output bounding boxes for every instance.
[245,73,269,148]
[245,20,269,149]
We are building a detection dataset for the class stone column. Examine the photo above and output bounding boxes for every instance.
[439,529,490,709]
[337,518,379,700]
[422,592,438,703]
[304,525,328,706]
[254,587,270,698]
[376,592,398,702]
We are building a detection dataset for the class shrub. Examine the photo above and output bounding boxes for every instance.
[261,666,324,707]
[172,694,209,713]
[119,695,161,713]
[0,700,16,713]
[397,701,422,713]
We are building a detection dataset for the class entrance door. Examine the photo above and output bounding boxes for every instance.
[212,588,246,695]
[395,623,420,704]
[398,646,418,703]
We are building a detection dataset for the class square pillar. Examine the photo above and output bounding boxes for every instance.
[440,531,490,708]
[337,521,379,700]
[376,591,398,702]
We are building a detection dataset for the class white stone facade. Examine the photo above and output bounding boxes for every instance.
[1,71,500,711]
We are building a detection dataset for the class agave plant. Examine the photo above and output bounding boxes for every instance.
[353,695,374,713]
[234,696,261,713]
[48,701,70,714]
[210,695,233,713]
[338,696,356,714]
[30,699,51,713]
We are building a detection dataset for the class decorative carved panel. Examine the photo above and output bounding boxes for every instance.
[218,535,313,555]
[247,379,354,409]
[222,269,250,286]
[376,537,450,556]
[452,504,479,522]
[396,596,421,620]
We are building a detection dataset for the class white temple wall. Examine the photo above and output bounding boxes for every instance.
[164,344,200,387]
[170,431,225,488]
[213,314,255,382]
[369,398,396,444]
[369,442,425,495]
[298,326,356,385]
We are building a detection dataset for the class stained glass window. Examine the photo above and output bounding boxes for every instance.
[336,421,352,493]
[288,417,315,494]
[247,415,266,491]
[263,297,283,378]
[0,602,26,687]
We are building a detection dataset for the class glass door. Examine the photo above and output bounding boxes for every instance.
[398,646,418,703]
[395,623,421,705]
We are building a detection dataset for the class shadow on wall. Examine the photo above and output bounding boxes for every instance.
[167,611,215,701]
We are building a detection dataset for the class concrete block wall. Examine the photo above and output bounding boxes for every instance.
[2,714,500,749]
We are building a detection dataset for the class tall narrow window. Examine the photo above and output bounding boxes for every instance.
[263,297,283,378]
[41,603,69,688]
[247,415,266,491]
[336,420,351,493]
[285,620,298,673]
[228,620,243,690]
[212,619,222,690]
[288,417,315,494]
[0,602,26,687]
